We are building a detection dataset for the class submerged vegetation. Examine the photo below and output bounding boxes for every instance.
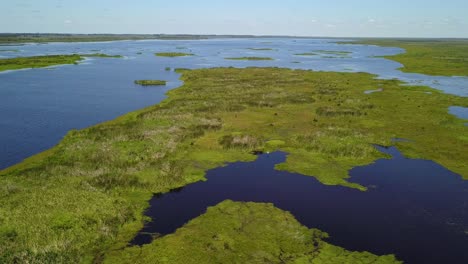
[106,200,401,263]
[0,53,122,72]
[155,52,194,57]
[134,80,167,86]
[295,52,318,56]
[345,39,468,76]
[225,57,274,60]
[0,68,466,262]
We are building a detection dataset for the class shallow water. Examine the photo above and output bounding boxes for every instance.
[1,38,467,169]
[449,106,468,119]
[132,147,468,264]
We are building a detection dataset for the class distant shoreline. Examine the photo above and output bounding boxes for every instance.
[1,33,467,44]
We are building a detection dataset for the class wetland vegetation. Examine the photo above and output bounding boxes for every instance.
[106,200,401,263]
[0,67,466,263]
[345,39,468,76]
[0,53,122,72]
[155,52,194,57]
[134,80,167,86]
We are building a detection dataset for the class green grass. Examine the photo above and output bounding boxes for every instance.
[0,68,466,262]
[134,80,167,86]
[343,39,468,76]
[225,57,274,61]
[0,53,122,72]
[155,52,193,57]
[105,200,401,264]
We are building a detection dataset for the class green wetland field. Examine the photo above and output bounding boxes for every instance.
[0,38,467,264]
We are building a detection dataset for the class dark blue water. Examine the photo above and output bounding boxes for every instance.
[132,146,468,264]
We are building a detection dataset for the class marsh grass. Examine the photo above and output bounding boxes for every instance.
[134,80,167,86]
[155,52,193,57]
[105,200,401,264]
[0,68,466,262]
[0,53,122,72]
[342,39,468,76]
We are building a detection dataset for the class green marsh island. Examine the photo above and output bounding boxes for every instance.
[0,53,122,72]
[155,52,194,57]
[1,65,466,263]
[134,80,167,86]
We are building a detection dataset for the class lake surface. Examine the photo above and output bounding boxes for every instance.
[1,38,467,169]
[132,147,468,264]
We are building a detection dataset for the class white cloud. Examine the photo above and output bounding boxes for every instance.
[326,24,336,28]
[64,20,72,24]
[368,18,376,23]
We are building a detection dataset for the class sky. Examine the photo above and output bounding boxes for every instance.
[1,0,468,38]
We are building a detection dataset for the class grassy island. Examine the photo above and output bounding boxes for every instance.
[343,39,468,76]
[106,200,401,263]
[134,80,167,86]
[0,53,122,72]
[225,57,274,60]
[155,52,194,57]
[0,68,466,262]
[295,52,318,56]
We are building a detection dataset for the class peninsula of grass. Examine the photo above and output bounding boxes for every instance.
[0,68,467,262]
[155,52,193,57]
[0,53,122,72]
[342,39,468,76]
[225,57,273,61]
[106,200,401,263]
[134,80,167,86]
[82,53,123,58]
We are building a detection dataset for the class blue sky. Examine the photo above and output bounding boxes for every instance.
[1,0,467,37]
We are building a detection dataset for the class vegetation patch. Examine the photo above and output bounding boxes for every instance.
[225,57,274,61]
[155,52,193,57]
[0,53,122,72]
[295,52,318,56]
[105,200,401,263]
[82,53,123,58]
[134,80,167,86]
[0,68,466,262]
[342,39,468,76]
